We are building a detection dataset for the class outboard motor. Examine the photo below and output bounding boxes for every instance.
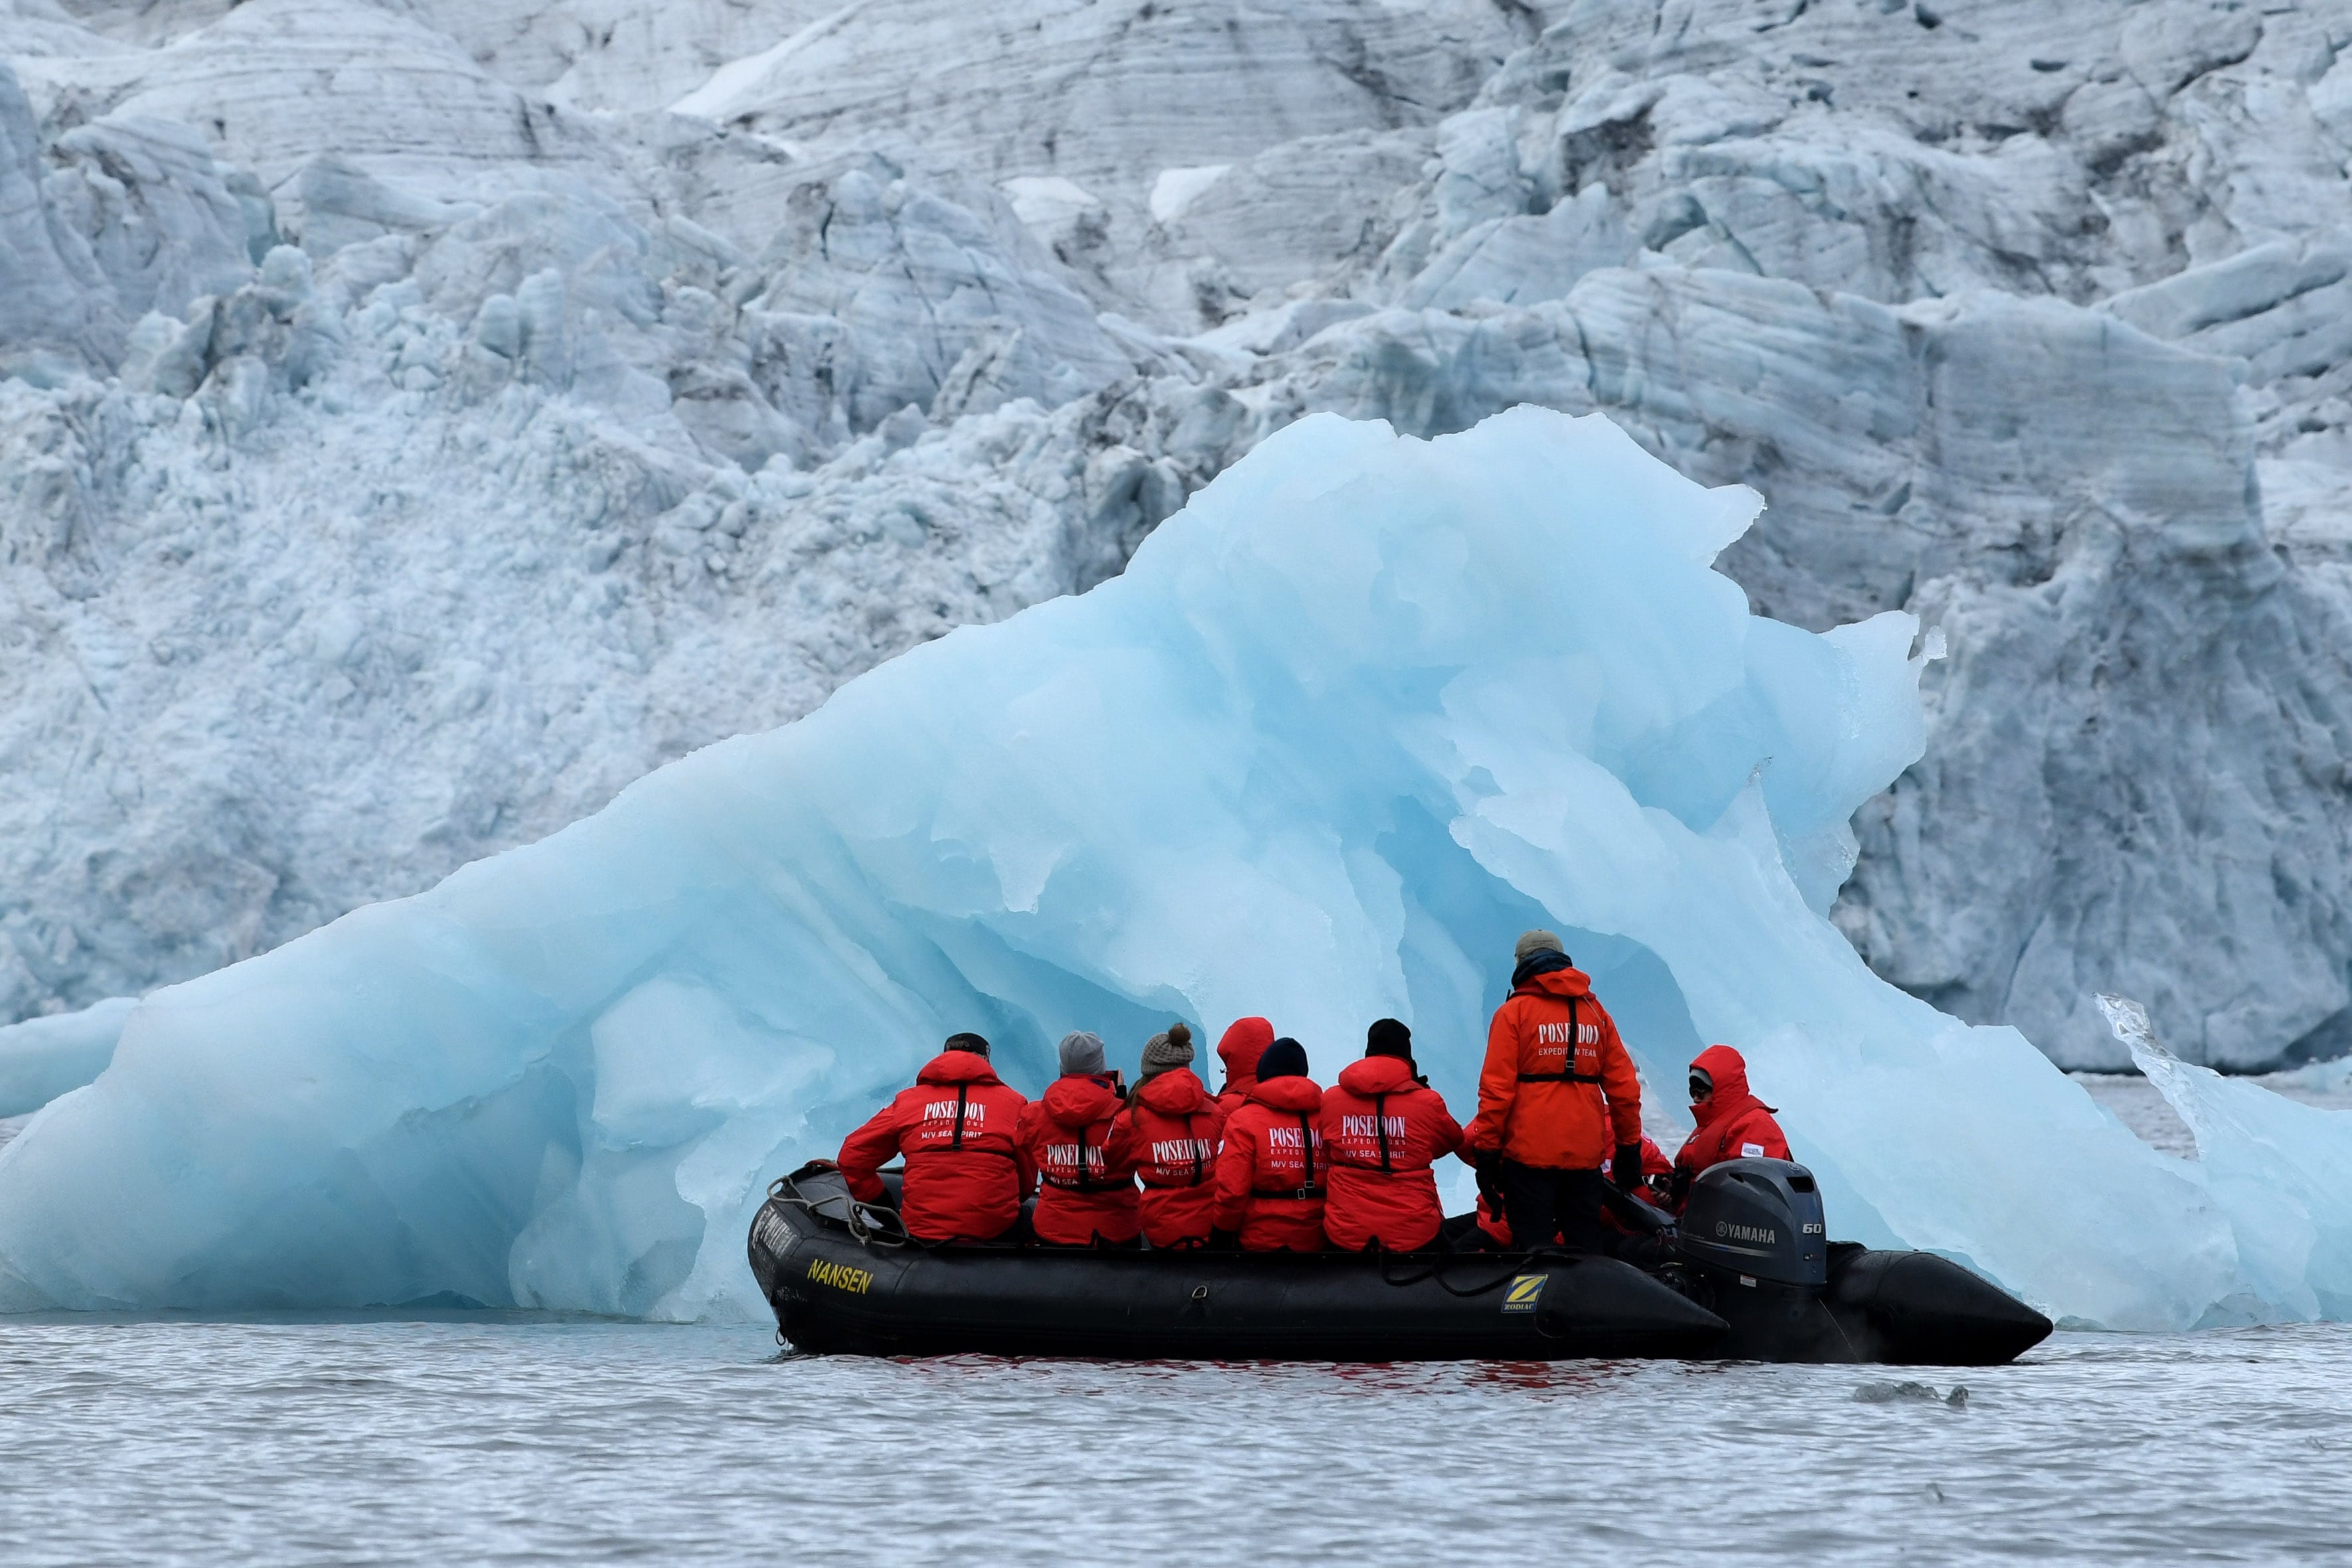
[1672,1158,1844,1360]
[1677,1158,1828,1287]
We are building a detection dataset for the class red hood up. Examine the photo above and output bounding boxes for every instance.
[1689,1043,1759,1129]
[1041,1073,1123,1127]
[1217,1016,1275,1091]
[915,1049,1005,1088]
[1245,1075,1324,1113]
[1516,966,1594,1000]
[1135,1066,1213,1114]
[1336,1056,1417,1096]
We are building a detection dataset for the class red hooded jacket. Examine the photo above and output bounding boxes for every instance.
[1212,1075,1326,1251]
[1672,1044,1790,1204]
[1464,964,1642,1169]
[1016,1074,1140,1246]
[838,1050,1033,1243]
[1108,1067,1228,1248]
[1317,1057,1463,1252]
[1214,1017,1275,1113]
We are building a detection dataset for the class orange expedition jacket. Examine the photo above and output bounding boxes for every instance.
[1463,963,1642,1170]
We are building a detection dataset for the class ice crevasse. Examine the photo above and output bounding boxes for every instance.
[0,407,2340,1329]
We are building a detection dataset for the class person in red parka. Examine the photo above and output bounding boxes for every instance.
[1109,1022,1227,1249]
[1016,1031,1140,1247]
[1462,930,1645,1255]
[837,1032,1033,1243]
[1319,1019,1462,1253]
[1602,1135,1675,1248]
[1214,1016,1275,1112]
[1667,1044,1791,1211]
[1211,1037,1325,1252]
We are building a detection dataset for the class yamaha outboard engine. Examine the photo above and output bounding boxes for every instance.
[1678,1158,1827,1287]
[1672,1158,1844,1359]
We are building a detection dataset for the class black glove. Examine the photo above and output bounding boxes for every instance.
[1666,1167,1692,1210]
[1613,1145,1644,1193]
[1473,1148,1504,1204]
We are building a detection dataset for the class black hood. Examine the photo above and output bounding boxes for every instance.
[1510,949,1573,990]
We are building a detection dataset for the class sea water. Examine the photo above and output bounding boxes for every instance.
[3,1317,2347,1565]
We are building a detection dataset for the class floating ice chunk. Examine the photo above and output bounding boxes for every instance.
[2101,995,2352,1322]
[0,409,2316,1326]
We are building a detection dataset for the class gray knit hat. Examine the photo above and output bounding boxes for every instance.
[1515,928,1565,964]
[1139,1021,1196,1078]
[1058,1030,1107,1076]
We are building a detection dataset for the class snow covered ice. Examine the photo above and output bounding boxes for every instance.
[0,406,2338,1330]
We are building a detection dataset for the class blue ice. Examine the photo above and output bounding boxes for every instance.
[0,998,133,1120]
[0,408,2333,1327]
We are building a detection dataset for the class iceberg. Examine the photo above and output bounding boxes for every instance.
[2101,996,2352,1323]
[0,407,2329,1326]
[0,998,135,1120]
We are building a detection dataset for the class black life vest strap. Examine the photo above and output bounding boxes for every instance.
[1038,1123,1127,1192]
[1300,1111,1316,1192]
[1517,996,1599,1083]
[1249,1111,1320,1199]
[924,1081,1015,1162]
[1135,1110,1214,1189]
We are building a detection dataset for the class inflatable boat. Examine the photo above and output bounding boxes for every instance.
[748,1158,2051,1365]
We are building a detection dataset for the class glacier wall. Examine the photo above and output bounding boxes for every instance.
[6,0,2352,1069]
[0,408,2334,1330]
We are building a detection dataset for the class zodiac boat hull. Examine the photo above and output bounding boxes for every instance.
[748,1165,2051,1364]
[751,1164,1726,1361]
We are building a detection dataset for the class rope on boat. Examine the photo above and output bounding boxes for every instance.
[765,1172,913,1249]
[1378,1250,1546,1298]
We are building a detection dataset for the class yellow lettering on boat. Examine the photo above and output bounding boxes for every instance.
[806,1258,874,1294]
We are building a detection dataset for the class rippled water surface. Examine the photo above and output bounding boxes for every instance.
[3,1317,2347,1565]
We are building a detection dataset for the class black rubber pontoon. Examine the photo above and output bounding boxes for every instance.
[748,1159,2051,1365]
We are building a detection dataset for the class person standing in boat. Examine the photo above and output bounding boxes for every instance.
[1212,1016,1275,1112]
[1016,1032,1142,1249]
[1210,1037,1326,1251]
[1318,1019,1462,1253]
[1462,931,1646,1255]
[1664,1044,1790,1212]
[1109,1023,1227,1249]
[837,1032,1034,1244]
